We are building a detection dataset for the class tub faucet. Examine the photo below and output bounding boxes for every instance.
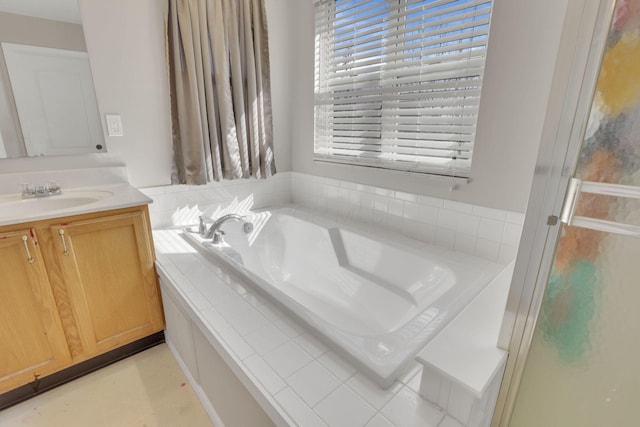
[203,213,253,243]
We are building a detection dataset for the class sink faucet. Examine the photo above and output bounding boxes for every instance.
[202,213,253,243]
[21,181,62,199]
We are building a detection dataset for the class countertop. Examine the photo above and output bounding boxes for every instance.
[0,183,152,226]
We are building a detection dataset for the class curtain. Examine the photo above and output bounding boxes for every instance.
[166,0,276,184]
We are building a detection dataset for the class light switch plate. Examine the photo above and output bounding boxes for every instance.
[105,114,123,137]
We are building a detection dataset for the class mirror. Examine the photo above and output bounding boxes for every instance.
[0,0,105,159]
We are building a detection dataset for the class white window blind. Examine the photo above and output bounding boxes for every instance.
[314,0,493,177]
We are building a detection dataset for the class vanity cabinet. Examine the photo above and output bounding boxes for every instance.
[0,229,72,394]
[0,206,164,395]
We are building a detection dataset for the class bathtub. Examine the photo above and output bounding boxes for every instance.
[183,207,504,388]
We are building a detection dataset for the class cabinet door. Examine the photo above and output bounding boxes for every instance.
[50,210,164,356]
[0,229,71,393]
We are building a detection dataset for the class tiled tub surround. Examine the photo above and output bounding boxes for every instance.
[291,173,524,265]
[140,172,292,229]
[181,206,505,389]
[155,229,484,426]
[140,172,524,264]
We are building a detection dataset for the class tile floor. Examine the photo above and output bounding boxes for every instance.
[0,344,214,427]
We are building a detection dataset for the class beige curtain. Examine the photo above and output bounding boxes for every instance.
[166,0,276,184]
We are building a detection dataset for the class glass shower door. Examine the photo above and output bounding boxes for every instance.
[509,0,640,425]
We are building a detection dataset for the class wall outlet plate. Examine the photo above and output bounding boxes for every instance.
[105,114,123,137]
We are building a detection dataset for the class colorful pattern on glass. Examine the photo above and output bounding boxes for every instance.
[541,0,640,363]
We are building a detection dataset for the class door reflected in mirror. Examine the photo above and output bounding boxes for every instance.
[0,0,105,159]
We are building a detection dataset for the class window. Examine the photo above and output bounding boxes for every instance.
[314,0,493,177]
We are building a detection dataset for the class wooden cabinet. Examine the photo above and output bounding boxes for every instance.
[47,211,164,357]
[0,206,164,394]
[0,229,71,394]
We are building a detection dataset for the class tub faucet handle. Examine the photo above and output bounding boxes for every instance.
[198,216,207,236]
[211,229,225,244]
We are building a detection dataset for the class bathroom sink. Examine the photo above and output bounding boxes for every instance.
[0,190,114,219]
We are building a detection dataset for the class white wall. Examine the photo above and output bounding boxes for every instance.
[79,0,292,189]
[290,0,569,213]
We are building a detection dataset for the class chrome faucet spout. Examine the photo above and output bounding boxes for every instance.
[203,213,247,240]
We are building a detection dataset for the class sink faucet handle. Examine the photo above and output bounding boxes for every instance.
[47,181,61,194]
[21,183,36,199]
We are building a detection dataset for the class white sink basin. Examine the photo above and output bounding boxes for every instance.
[0,190,114,219]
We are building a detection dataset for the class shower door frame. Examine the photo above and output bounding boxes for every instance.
[491,1,617,425]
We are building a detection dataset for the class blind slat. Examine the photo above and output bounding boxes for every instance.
[315,0,493,177]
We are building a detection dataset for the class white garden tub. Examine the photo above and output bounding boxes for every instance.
[183,207,504,388]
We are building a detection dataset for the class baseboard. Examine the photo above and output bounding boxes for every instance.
[0,331,165,411]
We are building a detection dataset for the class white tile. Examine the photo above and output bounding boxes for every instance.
[443,200,473,213]
[199,307,255,360]
[275,387,328,427]
[263,341,313,379]
[318,352,358,382]
[346,373,402,409]
[244,323,290,355]
[286,361,341,407]
[420,205,440,225]
[477,218,504,242]
[361,193,375,210]
[365,414,395,427]
[447,382,477,425]
[184,290,211,311]
[388,198,404,217]
[243,354,286,395]
[501,222,522,247]
[382,387,445,427]
[435,228,456,250]
[403,201,421,220]
[419,195,444,207]
[402,217,421,236]
[398,363,422,385]
[386,214,403,232]
[405,368,422,394]
[374,187,394,197]
[242,291,268,308]
[472,205,507,221]
[315,385,376,427]
[499,243,518,264]
[454,232,477,255]
[457,213,480,236]
[437,209,459,230]
[395,191,418,202]
[436,378,452,409]
[419,366,442,403]
[475,238,501,262]
[439,416,464,427]
[339,180,357,190]
[294,333,329,358]
[220,303,269,336]
[257,301,286,321]
[274,316,306,338]
[505,211,525,225]
[374,195,389,213]
[416,223,437,243]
